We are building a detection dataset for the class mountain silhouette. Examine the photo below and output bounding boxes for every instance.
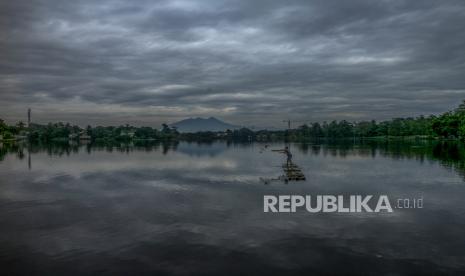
[170,117,239,133]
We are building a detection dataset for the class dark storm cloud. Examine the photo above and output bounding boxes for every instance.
[1,0,465,127]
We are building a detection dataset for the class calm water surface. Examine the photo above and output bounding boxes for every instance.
[1,141,465,275]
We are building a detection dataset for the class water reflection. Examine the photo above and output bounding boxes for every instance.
[0,140,465,275]
[295,140,465,178]
[2,140,465,178]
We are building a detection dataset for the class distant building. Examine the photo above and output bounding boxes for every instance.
[27,108,31,127]
[120,130,135,138]
[215,132,227,137]
[79,134,91,140]
[14,134,27,140]
[69,131,91,140]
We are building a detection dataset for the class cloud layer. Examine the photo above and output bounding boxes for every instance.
[1,0,465,127]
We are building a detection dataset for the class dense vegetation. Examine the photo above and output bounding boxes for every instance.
[2,101,465,142]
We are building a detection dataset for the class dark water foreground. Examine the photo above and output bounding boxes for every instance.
[1,140,465,275]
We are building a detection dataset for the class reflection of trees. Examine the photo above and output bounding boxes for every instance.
[0,142,24,161]
[3,140,465,179]
[430,141,465,179]
[295,140,465,179]
[0,140,181,163]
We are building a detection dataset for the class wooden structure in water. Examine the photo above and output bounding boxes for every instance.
[260,162,306,184]
[282,162,306,181]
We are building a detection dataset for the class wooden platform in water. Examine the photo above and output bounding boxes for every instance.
[282,163,306,181]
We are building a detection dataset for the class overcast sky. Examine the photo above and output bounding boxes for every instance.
[1,0,465,127]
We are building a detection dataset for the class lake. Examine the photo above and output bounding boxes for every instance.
[1,140,465,275]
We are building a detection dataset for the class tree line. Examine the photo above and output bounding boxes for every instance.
[2,101,465,142]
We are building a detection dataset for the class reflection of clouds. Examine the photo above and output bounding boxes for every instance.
[1,142,465,273]
[142,180,191,192]
[10,151,239,178]
[176,142,228,157]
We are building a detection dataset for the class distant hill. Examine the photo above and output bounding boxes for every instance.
[170,117,239,133]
